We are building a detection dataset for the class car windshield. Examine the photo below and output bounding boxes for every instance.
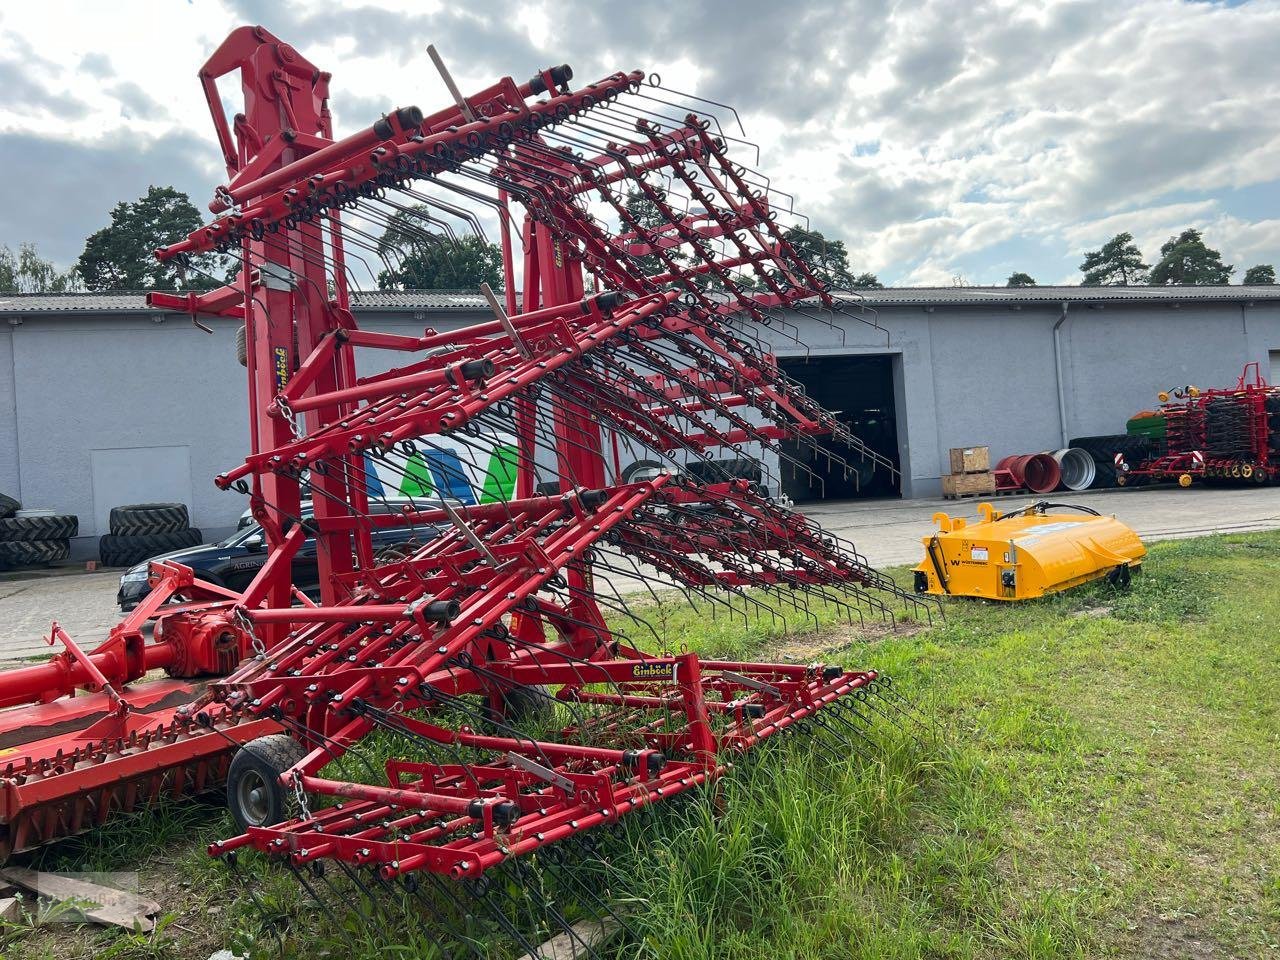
[219,512,316,548]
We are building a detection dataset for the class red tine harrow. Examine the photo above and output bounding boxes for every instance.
[0,24,938,952]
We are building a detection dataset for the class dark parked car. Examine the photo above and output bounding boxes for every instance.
[117,503,445,610]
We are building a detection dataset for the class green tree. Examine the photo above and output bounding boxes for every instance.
[0,243,81,293]
[850,272,883,289]
[376,209,503,290]
[622,189,679,279]
[1148,228,1233,285]
[77,186,227,291]
[782,227,856,290]
[1006,271,1036,287]
[1079,232,1149,286]
[1242,264,1276,285]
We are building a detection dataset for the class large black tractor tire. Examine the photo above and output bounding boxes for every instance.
[1090,460,1118,489]
[98,528,203,567]
[0,538,71,568]
[0,493,19,519]
[1069,434,1152,488]
[226,734,308,832]
[108,503,191,536]
[0,514,78,542]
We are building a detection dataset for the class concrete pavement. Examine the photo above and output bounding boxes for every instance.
[0,485,1277,666]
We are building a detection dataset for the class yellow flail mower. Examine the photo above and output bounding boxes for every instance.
[913,501,1146,601]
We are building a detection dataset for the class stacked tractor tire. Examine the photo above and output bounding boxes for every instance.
[99,503,202,567]
[1068,435,1154,488]
[0,493,77,569]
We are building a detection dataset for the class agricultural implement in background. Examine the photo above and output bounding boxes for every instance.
[913,501,1145,601]
[1116,364,1279,487]
[0,25,938,952]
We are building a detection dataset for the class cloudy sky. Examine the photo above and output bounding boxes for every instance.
[1,0,1277,286]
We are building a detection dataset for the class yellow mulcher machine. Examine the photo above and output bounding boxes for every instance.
[913,501,1146,601]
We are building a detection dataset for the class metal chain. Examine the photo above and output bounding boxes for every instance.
[291,772,313,820]
[234,607,266,659]
[277,397,303,439]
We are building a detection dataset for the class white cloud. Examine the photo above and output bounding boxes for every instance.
[0,0,1277,284]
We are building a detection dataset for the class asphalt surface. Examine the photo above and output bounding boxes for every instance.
[1,485,1277,666]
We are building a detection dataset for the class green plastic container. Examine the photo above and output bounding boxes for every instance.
[1126,414,1166,440]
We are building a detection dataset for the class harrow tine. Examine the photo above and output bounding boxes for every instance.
[509,856,608,960]
[459,875,550,959]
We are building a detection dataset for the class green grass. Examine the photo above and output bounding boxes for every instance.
[5,532,1279,959]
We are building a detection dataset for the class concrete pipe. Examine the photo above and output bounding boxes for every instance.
[1050,447,1096,491]
[995,453,1061,494]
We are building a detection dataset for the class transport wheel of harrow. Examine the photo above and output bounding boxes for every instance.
[109,502,191,536]
[237,322,296,369]
[1254,468,1268,484]
[621,458,665,483]
[0,493,18,519]
[0,513,78,542]
[1115,473,1128,487]
[483,684,555,732]
[227,734,308,832]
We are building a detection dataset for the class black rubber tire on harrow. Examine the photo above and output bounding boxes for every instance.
[227,734,308,832]
[108,503,191,536]
[481,685,555,733]
[620,459,664,483]
[98,528,203,567]
[0,493,19,519]
[0,538,70,569]
[0,514,78,543]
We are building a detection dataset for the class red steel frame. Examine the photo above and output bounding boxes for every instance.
[0,26,931,877]
[1117,363,1277,486]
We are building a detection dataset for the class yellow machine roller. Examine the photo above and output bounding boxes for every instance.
[913,501,1146,601]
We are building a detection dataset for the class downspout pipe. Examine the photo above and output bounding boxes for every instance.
[1052,301,1070,448]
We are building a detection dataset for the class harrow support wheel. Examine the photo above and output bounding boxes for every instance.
[482,684,555,733]
[1115,473,1128,486]
[227,734,307,832]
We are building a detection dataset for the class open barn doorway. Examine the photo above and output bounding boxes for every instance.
[777,354,901,502]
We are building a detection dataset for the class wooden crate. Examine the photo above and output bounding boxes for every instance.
[949,445,990,474]
[942,471,996,498]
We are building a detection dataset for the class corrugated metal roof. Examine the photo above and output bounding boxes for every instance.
[2,285,1279,316]
[0,290,493,315]
[846,285,1280,305]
